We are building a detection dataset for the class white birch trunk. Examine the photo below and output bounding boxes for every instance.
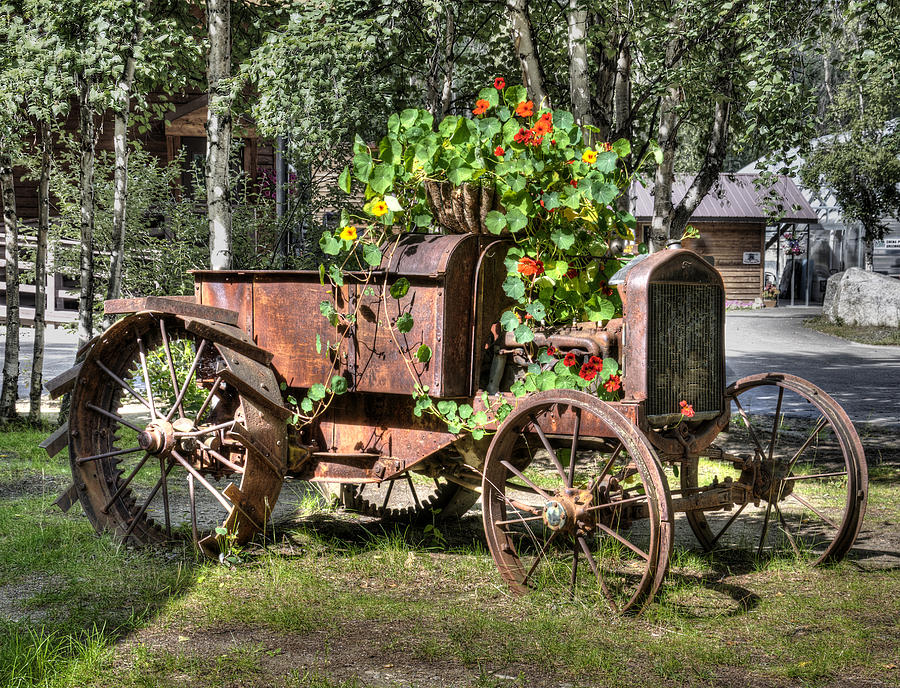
[508,0,548,107]
[29,122,51,423]
[0,153,20,420]
[75,74,96,350]
[207,0,232,270]
[566,0,592,134]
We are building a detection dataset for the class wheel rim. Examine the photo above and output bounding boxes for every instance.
[482,390,673,614]
[70,313,285,550]
[682,373,867,566]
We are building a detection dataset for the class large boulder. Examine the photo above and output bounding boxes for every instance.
[823,268,900,327]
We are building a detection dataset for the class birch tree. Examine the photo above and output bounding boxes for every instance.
[207,0,233,270]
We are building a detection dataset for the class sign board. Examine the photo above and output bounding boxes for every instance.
[743,251,761,265]
[874,238,900,249]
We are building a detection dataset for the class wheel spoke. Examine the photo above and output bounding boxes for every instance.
[380,478,396,512]
[207,448,245,474]
[584,495,649,513]
[165,340,208,423]
[595,522,650,561]
[160,319,185,419]
[757,499,775,556]
[492,514,544,527]
[577,535,618,614]
[96,360,152,411]
[75,446,143,465]
[188,473,199,544]
[500,460,552,501]
[102,452,151,513]
[529,414,568,483]
[194,375,223,426]
[732,395,767,462]
[522,530,558,586]
[774,502,801,557]
[569,543,579,599]
[86,403,143,432]
[174,420,237,438]
[405,473,422,510]
[768,386,784,462]
[568,407,581,488]
[170,449,233,513]
[783,416,829,475]
[159,456,171,538]
[595,442,625,487]
[123,461,174,541]
[782,470,847,482]
[707,502,748,549]
[136,337,158,420]
[788,491,841,530]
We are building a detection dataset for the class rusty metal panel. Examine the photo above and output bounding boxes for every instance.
[195,277,254,335]
[103,296,239,326]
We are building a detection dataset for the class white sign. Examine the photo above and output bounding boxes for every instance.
[743,251,761,265]
[874,238,900,249]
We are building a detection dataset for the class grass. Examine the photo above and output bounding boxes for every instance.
[804,315,900,345]
[1,425,899,687]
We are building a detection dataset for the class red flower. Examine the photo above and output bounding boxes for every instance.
[599,141,612,152]
[604,286,615,297]
[579,363,598,381]
[563,352,578,367]
[472,98,490,115]
[516,256,544,277]
[494,145,505,157]
[513,127,529,143]
[589,356,601,367]
[546,346,557,356]
[494,77,505,90]
[565,267,578,279]
[679,400,695,418]
[604,375,622,393]
[569,179,578,188]
[533,119,552,136]
[532,134,544,146]
[515,100,534,118]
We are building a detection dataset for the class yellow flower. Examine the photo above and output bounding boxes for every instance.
[340,225,357,241]
[371,200,389,217]
[582,149,598,164]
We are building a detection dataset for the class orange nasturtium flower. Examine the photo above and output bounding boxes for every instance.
[339,225,357,241]
[515,100,534,118]
[679,400,695,418]
[371,200,389,217]
[472,98,490,115]
[582,149,598,164]
[494,77,505,89]
[517,256,544,277]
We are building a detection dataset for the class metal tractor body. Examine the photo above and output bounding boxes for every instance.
[43,234,868,612]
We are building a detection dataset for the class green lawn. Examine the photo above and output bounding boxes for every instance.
[2,424,899,688]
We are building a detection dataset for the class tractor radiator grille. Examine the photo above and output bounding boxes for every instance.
[646,282,723,421]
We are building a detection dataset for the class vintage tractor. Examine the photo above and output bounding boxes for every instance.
[42,234,867,612]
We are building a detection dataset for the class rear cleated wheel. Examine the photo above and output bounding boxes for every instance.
[68,312,286,552]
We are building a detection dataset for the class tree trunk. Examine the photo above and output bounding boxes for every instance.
[207,0,233,270]
[508,0,548,107]
[863,233,874,271]
[588,18,615,141]
[439,5,455,119]
[0,154,20,421]
[29,122,51,424]
[648,82,680,252]
[76,73,96,350]
[103,19,142,330]
[566,0,592,132]
[614,38,633,215]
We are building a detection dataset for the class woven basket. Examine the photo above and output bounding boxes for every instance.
[424,181,503,234]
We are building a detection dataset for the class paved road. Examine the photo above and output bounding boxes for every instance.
[2,306,898,425]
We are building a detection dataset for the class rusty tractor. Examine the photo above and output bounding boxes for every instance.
[43,235,867,612]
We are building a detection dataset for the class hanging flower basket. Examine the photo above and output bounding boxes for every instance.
[424,181,503,234]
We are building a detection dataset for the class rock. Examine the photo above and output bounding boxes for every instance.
[823,268,900,327]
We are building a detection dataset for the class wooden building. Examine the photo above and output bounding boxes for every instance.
[631,174,818,301]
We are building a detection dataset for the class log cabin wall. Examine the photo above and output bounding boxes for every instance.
[682,222,765,301]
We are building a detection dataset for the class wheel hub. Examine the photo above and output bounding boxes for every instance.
[138,420,175,455]
[542,488,598,534]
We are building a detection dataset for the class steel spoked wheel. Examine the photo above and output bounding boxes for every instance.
[482,390,673,614]
[682,373,867,565]
[69,312,286,551]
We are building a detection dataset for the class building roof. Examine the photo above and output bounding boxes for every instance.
[630,173,818,224]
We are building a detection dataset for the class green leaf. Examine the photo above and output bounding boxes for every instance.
[502,275,526,300]
[330,375,348,395]
[362,244,382,267]
[384,194,403,212]
[458,404,473,419]
[478,87,499,107]
[594,151,618,173]
[300,397,313,413]
[400,108,418,128]
[338,166,351,194]
[328,264,344,286]
[308,383,327,401]
[584,295,616,322]
[315,334,322,354]
[390,277,410,299]
[551,227,576,250]
[396,313,414,333]
[414,211,433,228]
[319,233,342,256]
[592,182,618,205]
[471,428,485,441]
[554,110,574,130]
[510,380,527,397]
[437,400,457,416]
[473,410,489,425]
[542,192,560,210]
[500,310,519,332]
[611,139,631,157]
[525,301,547,320]
[505,207,528,232]
[448,166,475,185]
[369,164,394,194]
[352,152,373,182]
[485,210,508,234]
[514,322,534,344]
[416,344,432,363]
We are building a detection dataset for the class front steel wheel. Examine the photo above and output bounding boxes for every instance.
[482,390,673,614]
[682,373,867,565]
